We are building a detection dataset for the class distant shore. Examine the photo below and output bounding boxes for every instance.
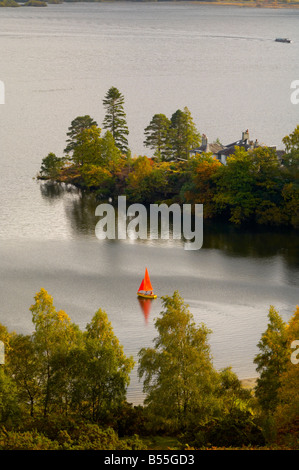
[1,1,299,9]
[240,377,258,389]
[191,1,299,8]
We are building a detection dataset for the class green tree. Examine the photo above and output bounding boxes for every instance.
[64,115,98,156]
[213,147,258,224]
[282,124,299,153]
[70,125,122,176]
[169,107,201,161]
[102,86,129,154]
[0,368,20,424]
[0,323,14,355]
[217,367,253,414]
[30,288,80,417]
[249,146,285,226]
[281,182,299,229]
[7,335,40,417]
[144,113,171,161]
[80,165,114,196]
[274,306,299,442]
[72,125,102,167]
[99,130,122,171]
[279,127,299,229]
[69,309,134,422]
[140,161,175,204]
[138,291,218,432]
[125,156,153,203]
[253,306,289,413]
[182,154,221,218]
[40,152,65,179]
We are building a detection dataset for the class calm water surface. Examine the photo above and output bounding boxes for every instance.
[0,3,298,403]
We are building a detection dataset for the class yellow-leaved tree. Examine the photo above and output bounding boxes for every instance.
[274,306,299,445]
[30,288,81,417]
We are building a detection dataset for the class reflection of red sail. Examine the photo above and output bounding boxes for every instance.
[138,297,152,323]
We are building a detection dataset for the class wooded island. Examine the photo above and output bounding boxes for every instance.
[39,86,299,230]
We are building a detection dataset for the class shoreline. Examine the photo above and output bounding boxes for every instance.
[2,1,299,9]
[129,377,258,405]
[240,377,258,389]
[186,1,299,8]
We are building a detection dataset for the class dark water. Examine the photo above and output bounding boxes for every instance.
[0,3,298,403]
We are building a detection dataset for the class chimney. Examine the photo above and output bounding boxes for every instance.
[242,129,249,143]
[202,134,208,148]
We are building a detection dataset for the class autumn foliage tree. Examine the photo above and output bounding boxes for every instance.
[39,101,299,230]
[69,309,134,421]
[2,289,134,422]
[29,289,81,417]
[182,154,221,218]
[253,306,289,413]
[138,291,219,433]
[274,306,299,443]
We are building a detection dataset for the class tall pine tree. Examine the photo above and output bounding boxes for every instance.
[144,113,171,161]
[102,86,129,155]
[64,115,98,155]
[169,107,201,161]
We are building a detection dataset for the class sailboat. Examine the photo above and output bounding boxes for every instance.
[137,268,157,299]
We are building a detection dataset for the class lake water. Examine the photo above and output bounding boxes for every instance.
[0,3,298,404]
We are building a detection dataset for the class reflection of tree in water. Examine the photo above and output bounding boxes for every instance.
[39,182,298,269]
[65,192,98,236]
[39,181,98,236]
[39,181,80,202]
[203,220,299,268]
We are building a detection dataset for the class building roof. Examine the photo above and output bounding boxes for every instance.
[191,142,224,155]
[190,130,285,163]
[218,141,251,156]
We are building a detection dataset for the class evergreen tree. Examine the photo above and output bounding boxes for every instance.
[40,152,65,179]
[64,115,98,155]
[144,113,171,161]
[169,107,201,161]
[102,86,129,154]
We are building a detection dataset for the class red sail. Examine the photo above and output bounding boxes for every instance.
[138,279,145,292]
[143,268,153,291]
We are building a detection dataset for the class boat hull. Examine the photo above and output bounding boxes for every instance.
[275,38,291,43]
[137,292,157,299]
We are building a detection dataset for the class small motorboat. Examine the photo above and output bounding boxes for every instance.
[275,38,292,43]
[137,268,157,299]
